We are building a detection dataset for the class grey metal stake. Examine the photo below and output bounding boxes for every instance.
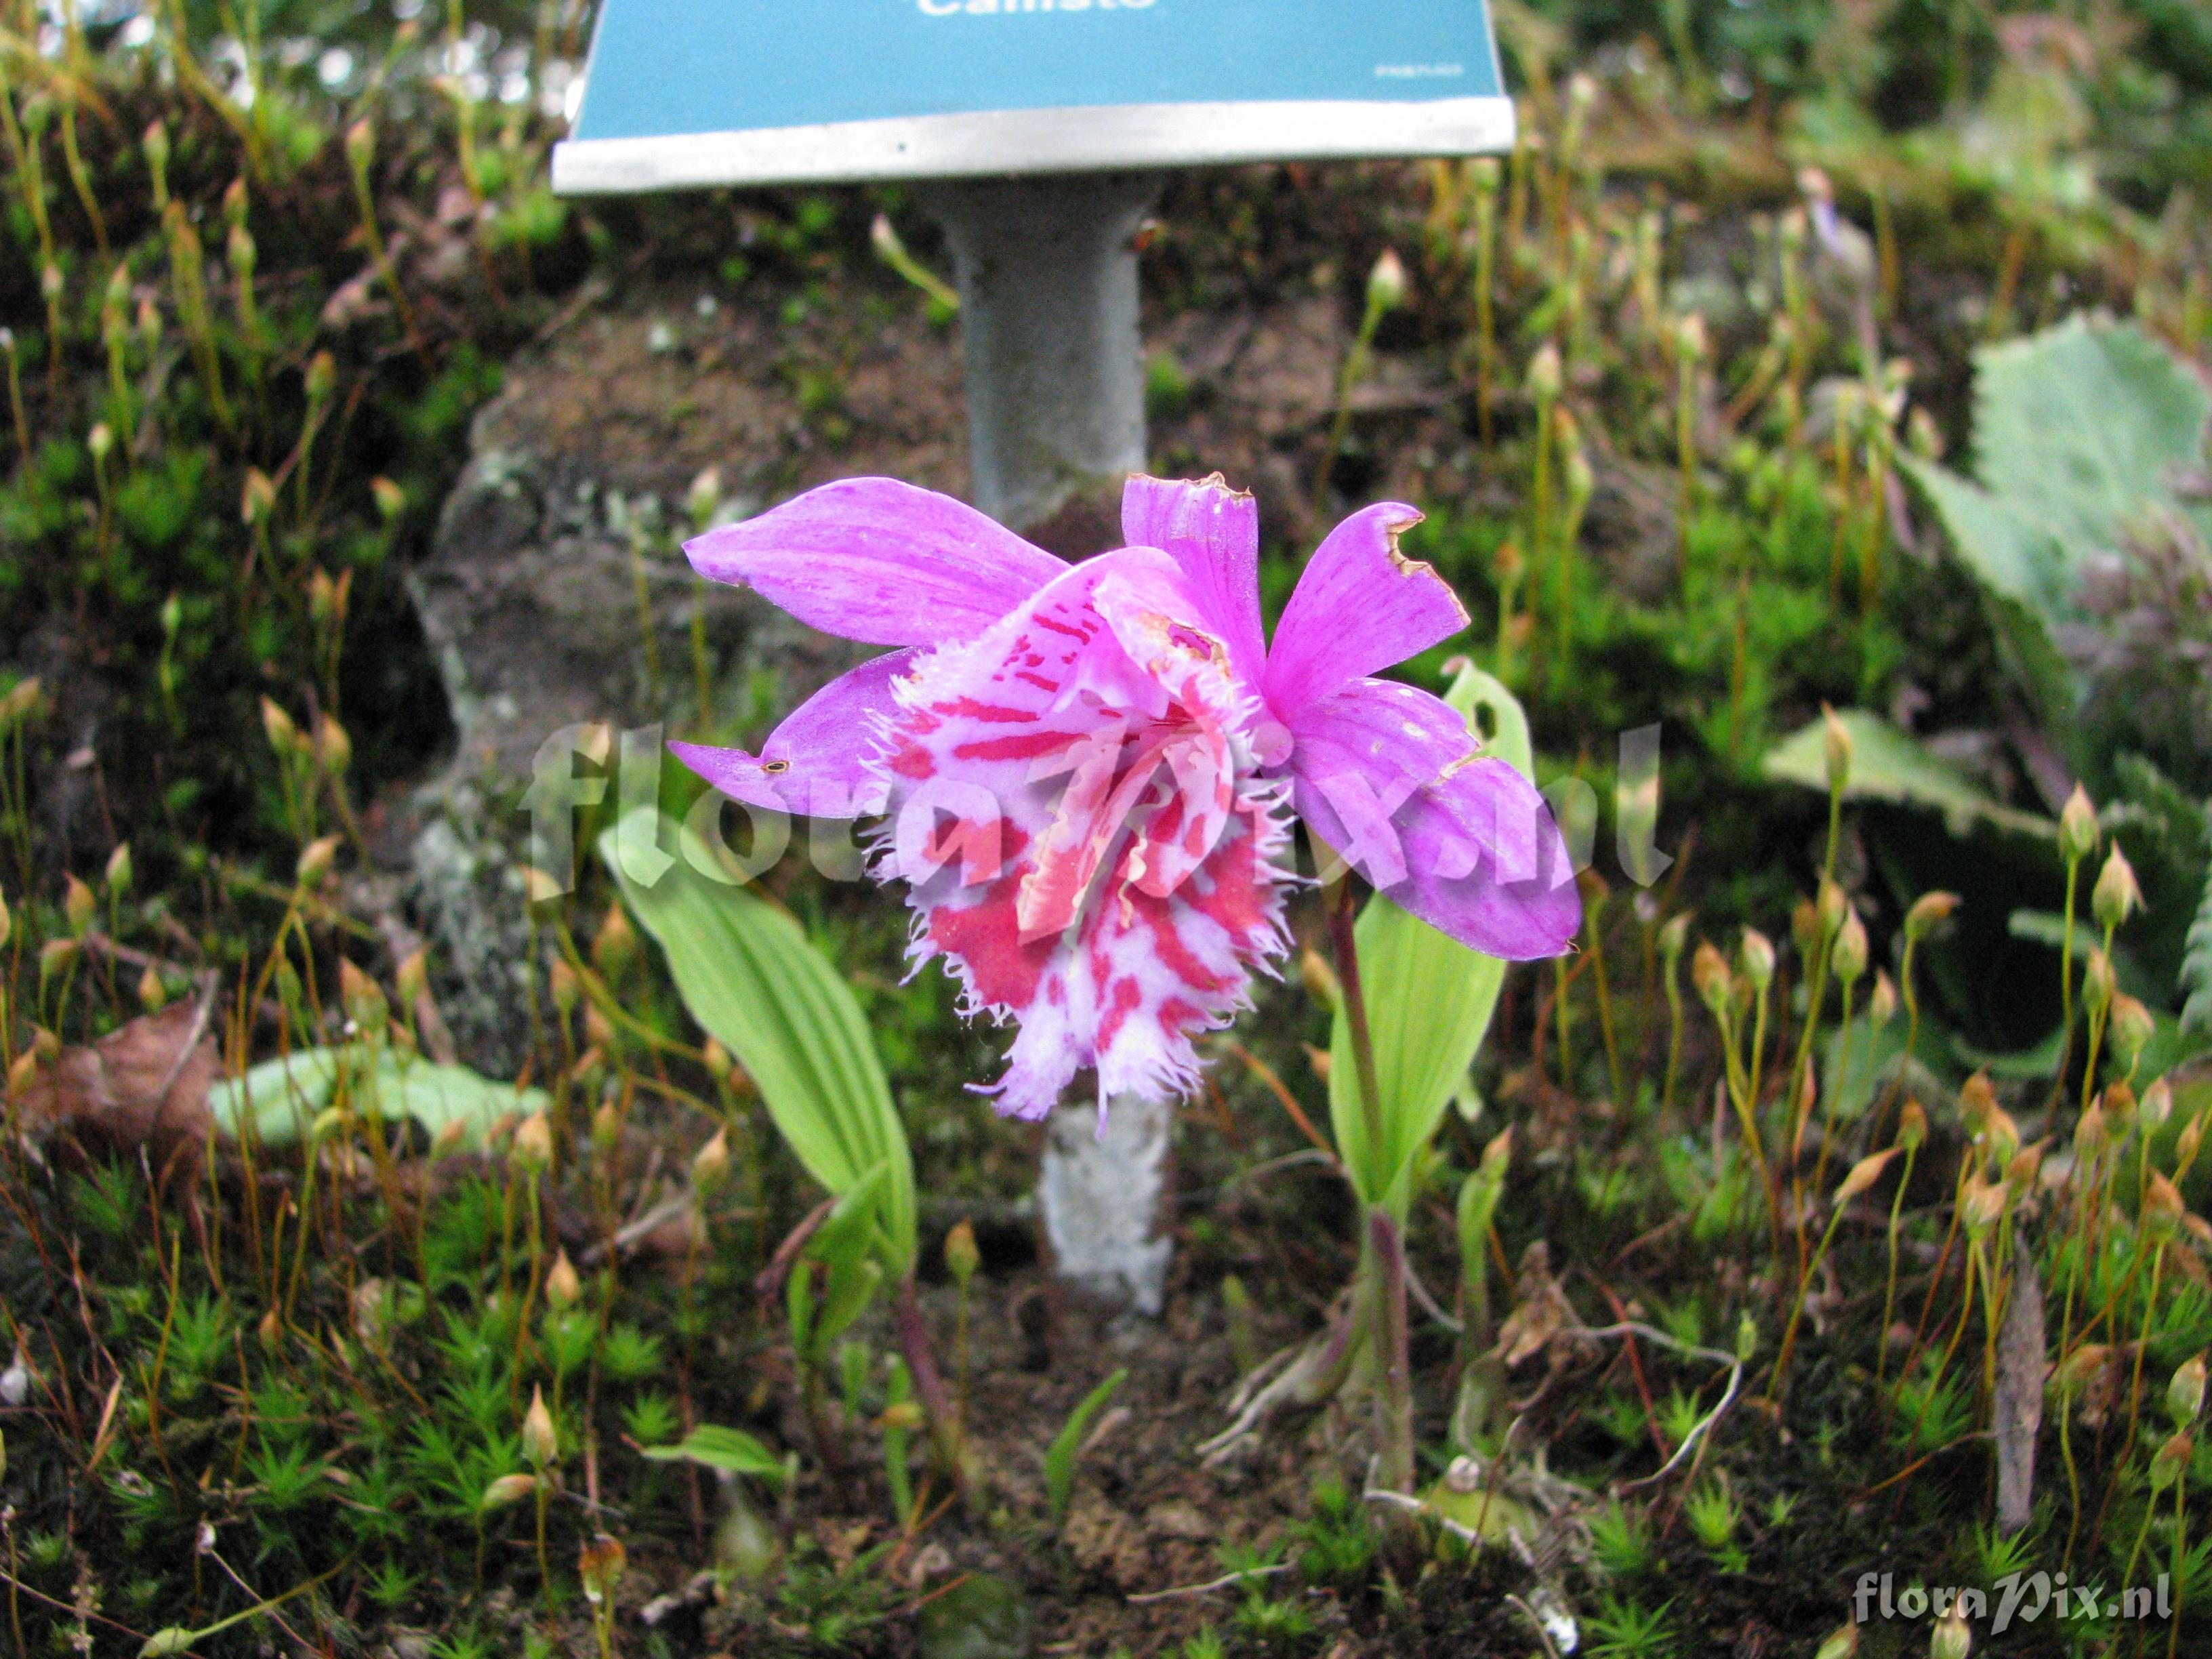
[924,172,1160,535]
[927,171,1174,1315]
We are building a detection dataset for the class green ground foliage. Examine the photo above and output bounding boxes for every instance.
[1,0,2211,1653]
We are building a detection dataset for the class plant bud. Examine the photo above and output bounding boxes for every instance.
[1299,946,1340,1012]
[40,263,62,304]
[2006,1143,2043,1192]
[878,1400,926,1434]
[691,1128,730,1194]
[345,118,375,175]
[87,422,112,464]
[547,956,579,1017]
[260,697,296,753]
[1366,247,1408,313]
[1835,1147,1898,1207]
[2144,1076,2173,1128]
[520,866,565,907]
[546,1249,583,1310]
[370,476,406,520]
[395,947,428,1010]
[1675,311,1708,365]
[701,1038,734,1086]
[2052,1343,2109,1399]
[39,939,79,986]
[1868,969,1896,1028]
[1526,340,1563,403]
[2150,1429,2192,1492]
[1822,705,1853,794]
[339,958,388,1035]
[592,902,637,979]
[1816,878,1847,942]
[480,1471,537,1511]
[2091,846,2141,931]
[227,222,256,281]
[314,714,352,777]
[1896,1099,1928,1153]
[511,1111,553,1176]
[295,834,340,888]
[138,964,167,1012]
[1981,1105,2020,1170]
[2105,1079,2138,1138]
[143,120,170,199]
[2107,994,2154,1073]
[5,1052,35,1100]
[522,1385,558,1467]
[63,874,96,936]
[305,349,335,405]
[1692,941,1732,1014]
[2072,1101,2107,1162]
[1930,1605,1972,1659]
[1959,1176,2006,1237]
[2169,1354,2207,1427]
[138,296,163,352]
[1738,928,1776,992]
[2144,1171,2184,1243]
[578,1534,626,1604]
[2057,785,2098,864]
[1830,907,1868,985]
[105,842,132,899]
[2175,1114,2203,1180]
[1814,1621,1858,1659]
[239,468,275,525]
[0,885,9,951]
[583,1004,615,1051]
[2083,949,2116,1019]
[1481,1124,1514,1183]
[1659,912,1690,964]
[944,1218,980,1288]
[1958,1071,1995,1130]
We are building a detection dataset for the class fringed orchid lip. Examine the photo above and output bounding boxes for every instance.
[672,473,1580,1121]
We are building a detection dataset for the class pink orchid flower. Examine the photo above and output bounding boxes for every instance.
[671,474,1579,1121]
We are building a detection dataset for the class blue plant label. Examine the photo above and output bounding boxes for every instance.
[552,0,1512,193]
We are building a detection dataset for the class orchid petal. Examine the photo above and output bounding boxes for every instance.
[1286,678,1578,961]
[684,478,1065,648]
[668,649,915,816]
[1121,474,1266,685]
[1263,504,1469,714]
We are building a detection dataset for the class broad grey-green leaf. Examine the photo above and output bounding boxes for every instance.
[1900,317,2211,722]
[640,1425,788,1483]
[207,1048,548,1149]
[1762,709,2053,840]
[1330,663,1522,1216]
[603,810,915,1273]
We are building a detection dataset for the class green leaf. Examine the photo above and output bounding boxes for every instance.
[1329,663,1521,1216]
[1761,709,2053,840]
[1900,316,2211,728]
[1044,1368,1128,1525]
[640,1425,789,1484]
[207,1048,548,1149]
[604,809,915,1273]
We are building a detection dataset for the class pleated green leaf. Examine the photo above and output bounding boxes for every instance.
[1330,664,1525,1216]
[603,808,915,1273]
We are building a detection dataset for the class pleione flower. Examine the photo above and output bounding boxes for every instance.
[672,474,1579,1120]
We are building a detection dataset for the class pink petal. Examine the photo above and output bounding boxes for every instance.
[1286,678,1579,960]
[1263,504,1469,715]
[684,478,1065,648]
[876,549,1292,1120]
[1120,474,1267,686]
[668,649,914,815]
